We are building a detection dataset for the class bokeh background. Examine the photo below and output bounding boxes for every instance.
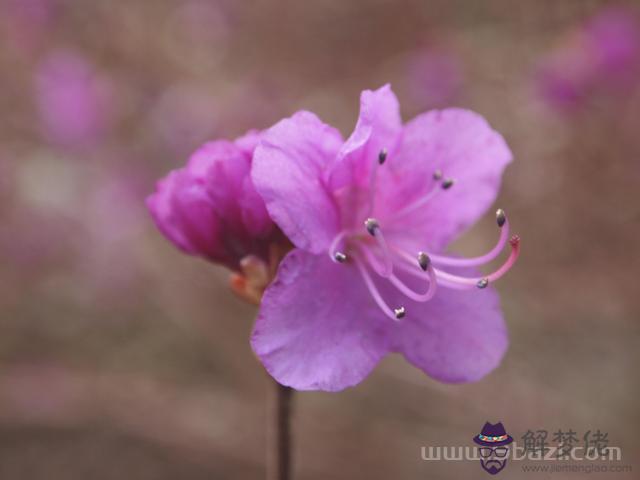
[1,0,639,478]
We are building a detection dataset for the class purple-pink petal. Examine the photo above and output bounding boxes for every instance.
[147,133,277,269]
[147,169,225,261]
[251,249,391,391]
[332,84,403,184]
[389,108,512,253]
[251,111,344,254]
[388,271,508,383]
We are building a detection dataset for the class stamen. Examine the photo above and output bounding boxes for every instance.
[360,246,438,302]
[364,218,393,277]
[364,218,379,236]
[354,256,403,322]
[428,209,511,267]
[441,178,455,190]
[334,252,347,263]
[378,149,388,165]
[367,150,387,216]
[390,235,520,290]
[328,229,351,263]
[432,235,521,289]
[417,251,430,271]
[393,170,445,220]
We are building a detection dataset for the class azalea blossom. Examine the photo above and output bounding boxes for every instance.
[250,85,518,391]
[147,131,290,304]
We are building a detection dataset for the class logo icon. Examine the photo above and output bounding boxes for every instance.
[473,422,513,474]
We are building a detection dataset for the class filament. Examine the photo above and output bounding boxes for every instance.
[391,235,520,290]
[354,256,403,322]
[359,245,438,302]
[328,229,351,262]
[429,218,510,267]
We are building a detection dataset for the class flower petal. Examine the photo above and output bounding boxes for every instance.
[389,273,508,383]
[251,249,391,391]
[390,108,512,252]
[251,111,344,254]
[327,85,403,227]
[146,169,227,262]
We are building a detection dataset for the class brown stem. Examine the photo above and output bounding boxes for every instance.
[267,380,293,480]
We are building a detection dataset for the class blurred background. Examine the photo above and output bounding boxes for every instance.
[1,0,639,478]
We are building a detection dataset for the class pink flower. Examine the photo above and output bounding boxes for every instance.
[250,85,518,391]
[147,131,289,304]
[35,50,112,148]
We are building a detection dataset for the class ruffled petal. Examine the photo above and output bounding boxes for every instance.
[146,169,227,262]
[251,249,391,391]
[187,140,249,234]
[147,137,277,269]
[251,111,344,254]
[386,108,512,252]
[327,85,403,228]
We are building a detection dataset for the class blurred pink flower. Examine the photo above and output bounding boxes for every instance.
[35,50,113,148]
[407,48,464,108]
[535,7,640,110]
[1,0,58,54]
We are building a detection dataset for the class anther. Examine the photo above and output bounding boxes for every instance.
[378,149,387,165]
[433,169,443,181]
[441,178,455,190]
[365,218,379,236]
[334,252,347,263]
[477,278,489,289]
[496,209,506,228]
[509,235,520,247]
[394,307,406,319]
[417,252,430,271]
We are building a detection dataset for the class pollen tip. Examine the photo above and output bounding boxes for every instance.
[441,178,455,190]
[334,252,347,263]
[496,209,506,228]
[364,218,379,236]
[433,169,443,181]
[417,251,430,271]
[477,278,489,289]
[509,235,521,247]
[378,148,388,164]
[394,307,406,319]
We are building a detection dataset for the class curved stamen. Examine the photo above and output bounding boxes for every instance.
[328,229,351,263]
[364,218,393,277]
[393,171,450,221]
[441,178,455,190]
[359,246,438,302]
[391,235,520,290]
[334,252,347,263]
[428,209,511,267]
[432,235,521,289]
[367,149,388,216]
[353,256,404,322]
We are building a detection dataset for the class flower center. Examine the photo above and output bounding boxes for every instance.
[328,149,520,322]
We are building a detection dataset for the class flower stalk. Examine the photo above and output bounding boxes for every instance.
[267,380,293,480]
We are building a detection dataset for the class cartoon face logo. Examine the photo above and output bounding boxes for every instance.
[473,422,513,475]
